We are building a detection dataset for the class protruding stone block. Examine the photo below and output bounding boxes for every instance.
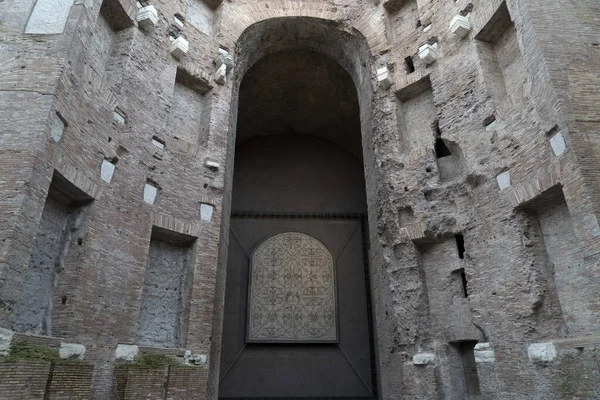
[215,49,234,74]
[137,5,159,31]
[184,350,208,366]
[0,328,14,356]
[412,352,436,365]
[450,15,471,38]
[496,171,511,191]
[100,160,116,183]
[377,67,393,89]
[152,137,165,150]
[115,344,139,361]
[113,108,126,124]
[60,343,86,360]
[418,43,438,65]
[50,113,66,143]
[528,342,557,363]
[549,131,566,156]
[205,159,220,170]
[144,183,159,204]
[170,37,189,60]
[200,203,214,222]
[214,64,227,84]
[474,343,495,363]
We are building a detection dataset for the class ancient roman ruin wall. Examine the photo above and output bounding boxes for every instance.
[0,0,599,398]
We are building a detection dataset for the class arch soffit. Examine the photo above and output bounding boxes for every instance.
[219,0,389,58]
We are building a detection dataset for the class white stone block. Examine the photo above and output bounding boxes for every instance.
[418,43,438,65]
[474,343,495,363]
[550,132,566,156]
[0,327,14,356]
[173,16,184,29]
[376,67,393,90]
[485,120,498,132]
[113,110,126,124]
[115,344,139,361]
[205,159,220,170]
[60,343,86,360]
[412,352,436,365]
[496,171,511,191]
[152,138,165,149]
[423,23,432,33]
[184,350,208,366]
[215,53,234,74]
[200,203,214,222]
[100,160,116,183]
[143,183,159,204]
[450,15,471,38]
[528,342,557,363]
[170,37,189,60]
[50,113,65,143]
[214,63,227,85]
[25,0,74,34]
[136,5,159,31]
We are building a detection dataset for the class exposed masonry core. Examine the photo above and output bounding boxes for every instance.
[136,228,196,348]
[12,172,92,336]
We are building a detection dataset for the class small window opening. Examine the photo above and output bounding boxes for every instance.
[455,234,465,259]
[61,296,68,305]
[435,139,452,158]
[460,269,469,298]
[404,56,415,74]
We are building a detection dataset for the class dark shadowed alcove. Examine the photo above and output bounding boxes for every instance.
[219,49,376,399]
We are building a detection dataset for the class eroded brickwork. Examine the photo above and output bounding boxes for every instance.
[0,0,599,399]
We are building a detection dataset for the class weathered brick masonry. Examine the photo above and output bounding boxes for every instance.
[0,0,598,399]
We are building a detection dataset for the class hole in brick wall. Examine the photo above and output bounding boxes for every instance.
[61,296,68,305]
[460,3,474,17]
[483,115,496,127]
[77,237,83,245]
[404,56,415,74]
[455,234,465,259]
[136,227,197,348]
[12,171,94,336]
[435,139,452,158]
[398,206,415,228]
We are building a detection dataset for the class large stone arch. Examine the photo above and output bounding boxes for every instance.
[208,14,389,400]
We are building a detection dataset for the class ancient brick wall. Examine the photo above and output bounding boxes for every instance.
[0,0,598,399]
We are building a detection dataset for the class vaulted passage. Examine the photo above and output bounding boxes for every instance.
[219,50,376,399]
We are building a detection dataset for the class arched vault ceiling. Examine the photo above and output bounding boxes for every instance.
[236,49,363,161]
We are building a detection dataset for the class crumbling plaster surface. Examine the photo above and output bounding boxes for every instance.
[0,0,598,399]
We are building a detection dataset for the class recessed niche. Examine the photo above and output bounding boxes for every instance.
[188,0,216,37]
[475,2,527,105]
[12,171,94,336]
[168,68,212,147]
[25,0,74,34]
[520,185,596,334]
[386,0,420,46]
[136,227,197,348]
[89,0,135,94]
[395,77,436,153]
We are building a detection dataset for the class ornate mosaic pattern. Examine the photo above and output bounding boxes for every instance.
[248,232,337,342]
